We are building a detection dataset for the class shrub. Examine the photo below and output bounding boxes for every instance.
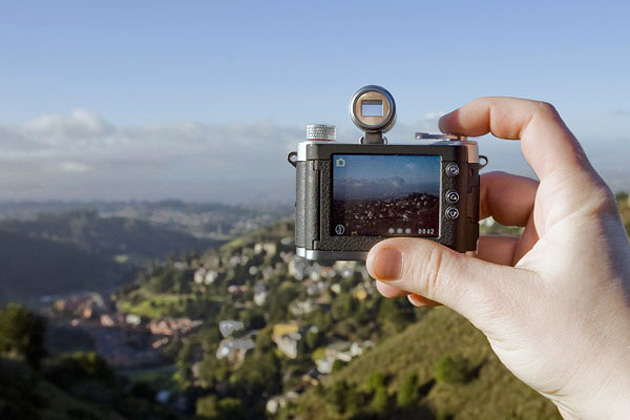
[326,380,350,414]
[331,359,347,374]
[433,355,472,384]
[367,372,385,392]
[46,351,115,389]
[196,394,219,419]
[370,385,390,414]
[397,371,419,407]
[0,303,46,369]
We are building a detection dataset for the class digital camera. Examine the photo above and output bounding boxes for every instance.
[288,85,486,261]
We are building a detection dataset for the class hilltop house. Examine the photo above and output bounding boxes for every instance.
[148,317,203,336]
[253,281,268,306]
[254,242,277,256]
[216,337,255,365]
[219,320,245,338]
[272,322,301,359]
[193,268,219,285]
[315,340,374,374]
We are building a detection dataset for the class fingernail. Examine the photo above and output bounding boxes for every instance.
[367,247,402,280]
[439,110,454,119]
[408,294,424,307]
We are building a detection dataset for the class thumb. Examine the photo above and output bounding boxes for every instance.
[366,238,524,324]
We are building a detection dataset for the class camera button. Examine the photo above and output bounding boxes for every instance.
[445,190,460,204]
[445,163,460,177]
[445,206,460,220]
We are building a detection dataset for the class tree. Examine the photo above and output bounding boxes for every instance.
[0,303,46,369]
[45,351,116,389]
[331,359,347,374]
[304,329,321,352]
[232,352,282,399]
[217,397,246,419]
[378,297,416,336]
[396,372,419,408]
[370,385,390,414]
[240,308,266,330]
[434,355,472,384]
[331,293,358,320]
[196,355,230,389]
[196,394,220,419]
[326,380,351,414]
[367,372,385,392]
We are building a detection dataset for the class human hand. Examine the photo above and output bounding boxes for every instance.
[366,98,630,419]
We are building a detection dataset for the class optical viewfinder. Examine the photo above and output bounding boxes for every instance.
[361,100,383,117]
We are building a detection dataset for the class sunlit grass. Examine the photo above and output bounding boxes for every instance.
[117,292,191,319]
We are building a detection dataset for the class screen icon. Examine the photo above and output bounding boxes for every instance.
[335,157,346,168]
[335,224,346,235]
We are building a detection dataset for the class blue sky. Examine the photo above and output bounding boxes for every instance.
[0,1,629,202]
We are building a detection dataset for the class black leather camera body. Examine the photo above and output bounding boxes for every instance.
[288,86,485,261]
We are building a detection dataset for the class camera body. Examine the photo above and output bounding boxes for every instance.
[289,86,484,261]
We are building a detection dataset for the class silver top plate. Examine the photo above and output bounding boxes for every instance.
[415,132,467,141]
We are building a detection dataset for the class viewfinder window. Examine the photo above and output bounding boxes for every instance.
[361,100,383,117]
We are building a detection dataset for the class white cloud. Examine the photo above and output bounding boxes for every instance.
[1,109,629,202]
[0,110,301,202]
[60,161,91,173]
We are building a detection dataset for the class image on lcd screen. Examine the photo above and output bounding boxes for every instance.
[332,154,440,237]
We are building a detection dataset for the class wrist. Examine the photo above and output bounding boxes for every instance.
[555,351,630,420]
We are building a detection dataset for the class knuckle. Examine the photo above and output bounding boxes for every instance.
[535,100,559,117]
[590,183,618,215]
[410,246,446,299]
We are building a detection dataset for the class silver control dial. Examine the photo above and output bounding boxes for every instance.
[306,124,336,141]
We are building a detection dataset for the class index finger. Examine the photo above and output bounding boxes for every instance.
[438,97,593,182]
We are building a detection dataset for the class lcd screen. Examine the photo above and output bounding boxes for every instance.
[361,100,383,117]
[331,154,440,237]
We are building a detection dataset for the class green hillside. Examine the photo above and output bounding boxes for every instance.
[0,210,227,303]
[0,229,131,303]
[286,307,561,420]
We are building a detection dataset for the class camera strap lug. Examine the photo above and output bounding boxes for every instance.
[287,151,298,168]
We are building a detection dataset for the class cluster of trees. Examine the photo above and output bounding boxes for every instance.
[318,372,432,419]
[0,303,173,419]
[0,303,46,368]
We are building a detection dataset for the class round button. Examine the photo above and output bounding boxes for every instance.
[445,190,460,204]
[445,163,460,177]
[445,206,460,220]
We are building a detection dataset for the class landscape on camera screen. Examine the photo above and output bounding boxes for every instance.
[332,154,440,237]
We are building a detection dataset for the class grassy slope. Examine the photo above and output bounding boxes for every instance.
[296,307,561,420]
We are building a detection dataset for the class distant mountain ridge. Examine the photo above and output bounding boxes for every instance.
[0,210,220,259]
[0,210,224,303]
[0,228,131,303]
